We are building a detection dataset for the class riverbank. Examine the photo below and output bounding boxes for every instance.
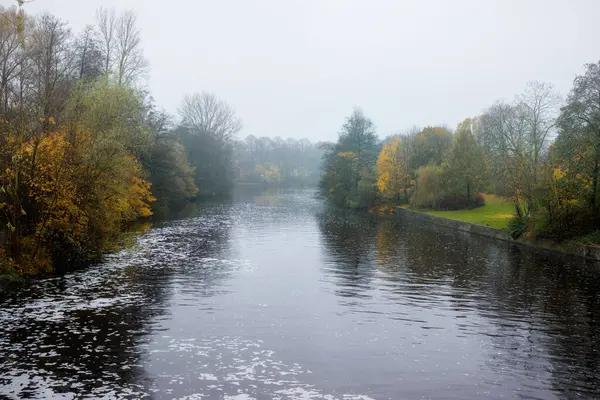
[395,206,600,261]
[422,194,513,229]
[370,194,600,260]
[368,194,513,229]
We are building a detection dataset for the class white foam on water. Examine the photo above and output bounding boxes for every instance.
[0,372,76,400]
[0,217,374,399]
[198,373,218,381]
[224,395,256,400]
[146,335,375,400]
[175,394,207,400]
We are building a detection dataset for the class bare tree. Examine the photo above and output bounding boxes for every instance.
[115,10,148,87]
[0,5,27,116]
[29,13,74,124]
[479,102,525,160]
[518,81,561,179]
[479,101,533,213]
[245,134,258,152]
[178,92,242,141]
[479,82,559,216]
[95,6,116,76]
[73,25,102,79]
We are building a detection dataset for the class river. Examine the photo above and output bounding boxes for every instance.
[1,188,599,399]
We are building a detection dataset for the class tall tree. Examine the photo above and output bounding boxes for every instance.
[29,13,74,125]
[179,92,242,141]
[114,10,147,87]
[64,79,152,157]
[338,108,378,164]
[559,61,600,216]
[377,136,412,202]
[178,92,242,197]
[479,101,534,214]
[518,81,560,180]
[337,108,379,190]
[320,108,380,208]
[478,82,559,215]
[410,126,453,168]
[73,25,103,80]
[445,118,486,205]
[0,5,26,116]
[141,105,197,214]
[95,7,116,76]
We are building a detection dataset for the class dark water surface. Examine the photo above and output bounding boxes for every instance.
[1,189,600,399]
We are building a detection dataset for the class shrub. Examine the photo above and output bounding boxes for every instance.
[508,214,528,239]
[411,165,444,209]
[346,178,380,209]
[435,193,485,211]
[531,202,594,241]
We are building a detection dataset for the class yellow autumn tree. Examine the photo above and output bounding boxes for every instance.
[0,129,89,274]
[20,131,88,240]
[0,78,158,274]
[0,125,156,274]
[377,136,412,202]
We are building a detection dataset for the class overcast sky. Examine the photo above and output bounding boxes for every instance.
[25,0,600,142]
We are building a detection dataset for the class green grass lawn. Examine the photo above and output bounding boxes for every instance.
[422,194,514,229]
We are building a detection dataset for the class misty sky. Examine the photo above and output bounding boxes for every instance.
[26,0,600,142]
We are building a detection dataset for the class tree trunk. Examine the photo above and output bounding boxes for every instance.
[467,181,471,208]
[592,157,599,221]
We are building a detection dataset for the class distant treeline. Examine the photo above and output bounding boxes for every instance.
[0,5,256,276]
[234,136,326,187]
[321,61,600,242]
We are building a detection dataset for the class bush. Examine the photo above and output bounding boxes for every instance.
[508,214,528,239]
[531,203,594,241]
[473,193,485,208]
[530,177,596,241]
[435,193,485,210]
[355,179,380,208]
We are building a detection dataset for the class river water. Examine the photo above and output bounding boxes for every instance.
[1,188,600,399]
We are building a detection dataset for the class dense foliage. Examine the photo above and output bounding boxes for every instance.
[321,62,600,243]
[320,110,485,211]
[320,109,380,208]
[0,5,247,275]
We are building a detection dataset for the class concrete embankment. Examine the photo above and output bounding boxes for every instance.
[396,208,600,261]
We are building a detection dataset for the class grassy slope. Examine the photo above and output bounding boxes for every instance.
[422,194,514,229]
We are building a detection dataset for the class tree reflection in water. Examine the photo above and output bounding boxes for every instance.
[318,208,600,398]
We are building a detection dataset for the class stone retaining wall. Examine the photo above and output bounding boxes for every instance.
[396,208,600,261]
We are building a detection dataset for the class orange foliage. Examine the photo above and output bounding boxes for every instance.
[0,127,156,275]
[18,131,89,242]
